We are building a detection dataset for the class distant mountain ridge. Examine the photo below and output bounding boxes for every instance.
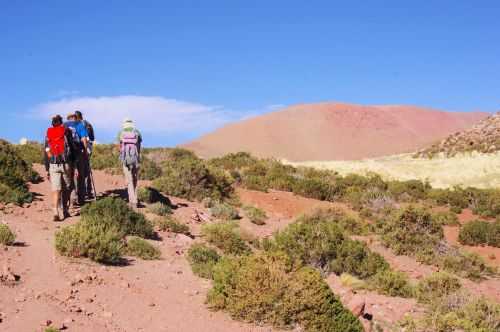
[183,102,489,161]
[416,112,500,158]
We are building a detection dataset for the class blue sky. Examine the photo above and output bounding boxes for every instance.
[1,1,499,146]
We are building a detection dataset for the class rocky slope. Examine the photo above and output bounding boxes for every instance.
[183,103,488,161]
[416,112,500,158]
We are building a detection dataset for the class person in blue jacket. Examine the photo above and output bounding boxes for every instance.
[64,112,89,206]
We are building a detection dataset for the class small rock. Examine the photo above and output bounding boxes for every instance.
[148,302,156,307]
[120,281,130,288]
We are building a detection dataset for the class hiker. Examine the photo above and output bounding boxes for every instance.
[117,118,142,208]
[64,113,89,207]
[75,110,95,199]
[44,115,73,221]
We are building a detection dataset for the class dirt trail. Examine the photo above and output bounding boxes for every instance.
[0,166,273,332]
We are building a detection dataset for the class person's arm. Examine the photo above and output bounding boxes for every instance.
[44,136,50,175]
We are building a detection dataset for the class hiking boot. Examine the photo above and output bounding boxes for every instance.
[63,210,71,219]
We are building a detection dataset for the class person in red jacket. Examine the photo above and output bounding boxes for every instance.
[44,115,74,221]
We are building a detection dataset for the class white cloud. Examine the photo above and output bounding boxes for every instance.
[33,95,235,135]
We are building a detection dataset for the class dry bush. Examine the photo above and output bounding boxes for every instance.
[207,251,363,332]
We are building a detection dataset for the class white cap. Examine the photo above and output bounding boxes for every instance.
[123,118,134,129]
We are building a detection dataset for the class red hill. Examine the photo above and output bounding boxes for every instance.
[183,103,488,161]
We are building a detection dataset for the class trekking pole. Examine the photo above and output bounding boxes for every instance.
[89,167,98,201]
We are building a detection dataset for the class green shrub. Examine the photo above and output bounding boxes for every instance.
[55,222,124,264]
[187,243,221,279]
[147,202,172,216]
[207,251,363,331]
[137,186,168,204]
[210,202,239,220]
[0,139,35,204]
[431,210,459,226]
[44,327,60,332]
[402,292,500,332]
[439,248,494,280]
[368,270,414,298]
[139,156,162,180]
[0,223,15,245]
[298,208,370,235]
[470,188,500,218]
[208,152,260,171]
[156,216,190,235]
[377,206,443,263]
[14,141,44,164]
[458,220,500,247]
[201,222,251,255]
[328,239,389,279]
[81,197,154,238]
[427,187,470,211]
[90,144,121,171]
[388,179,430,202]
[243,205,267,225]
[152,153,234,202]
[416,272,462,304]
[268,216,387,278]
[126,236,161,260]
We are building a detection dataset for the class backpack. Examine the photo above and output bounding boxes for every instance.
[120,130,140,167]
[65,122,83,154]
[83,120,95,141]
[46,126,74,163]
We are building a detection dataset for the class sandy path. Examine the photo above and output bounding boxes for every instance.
[0,166,273,332]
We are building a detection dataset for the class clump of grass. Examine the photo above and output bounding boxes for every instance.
[458,220,500,247]
[368,270,414,298]
[207,251,363,332]
[201,222,251,255]
[210,202,239,220]
[126,236,161,260]
[187,243,221,279]
[156,216,190,235]
[242,205,267,225]
[0,223,15,245]
[147,202,172,216]
[415,272,462,304]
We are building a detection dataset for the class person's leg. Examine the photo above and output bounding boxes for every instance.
[49,164,62,221]
[130,166,139,207]
[76,156,86,205]
[61,163,72,218]
[123,165,136,207]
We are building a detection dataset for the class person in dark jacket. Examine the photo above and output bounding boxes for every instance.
[75,110,95,199]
